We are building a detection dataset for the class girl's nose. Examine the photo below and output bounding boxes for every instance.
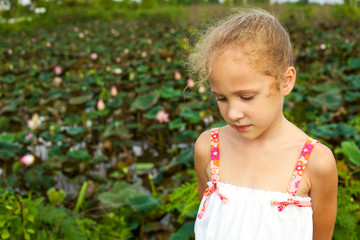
[227,105,245,122]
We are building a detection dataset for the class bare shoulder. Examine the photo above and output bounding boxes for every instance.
[194,130,211,163]
[308,142,337,178]
[194,130,212,199]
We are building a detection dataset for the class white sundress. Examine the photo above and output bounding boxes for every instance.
[194,128,319,240]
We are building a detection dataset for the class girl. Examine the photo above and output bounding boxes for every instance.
[187,8,338,240]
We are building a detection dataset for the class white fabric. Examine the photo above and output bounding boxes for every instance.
[195,181,313,240]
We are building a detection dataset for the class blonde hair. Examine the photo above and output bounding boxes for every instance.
[187,8,293,91]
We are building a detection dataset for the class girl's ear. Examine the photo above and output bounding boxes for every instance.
[282,66,296,96]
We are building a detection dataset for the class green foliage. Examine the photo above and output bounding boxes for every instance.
[164,170,200,222]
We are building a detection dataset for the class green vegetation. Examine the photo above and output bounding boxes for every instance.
[0,2,360,240]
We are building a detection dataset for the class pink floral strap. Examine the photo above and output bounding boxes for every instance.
[271,137,318,212]
[198,128,228,219]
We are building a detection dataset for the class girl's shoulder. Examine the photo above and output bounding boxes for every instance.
[307,142,337,177]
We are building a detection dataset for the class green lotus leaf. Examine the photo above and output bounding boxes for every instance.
[169,118,186,130]
[127,194,161,212]
[66,149,91,162]
[69,94,93,105]
[335,141,360,166]
[98,181,138,208]
[131,92,159,111]
[307,89,343,111]
[157,86,182,99]
[66,127,85,136]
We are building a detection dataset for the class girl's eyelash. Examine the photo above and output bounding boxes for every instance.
[241,96,254,100]
[215,96,254,101]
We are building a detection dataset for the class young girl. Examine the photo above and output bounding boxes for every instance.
[187,8,338,239]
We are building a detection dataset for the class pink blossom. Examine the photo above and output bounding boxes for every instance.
[155,110,170,123]
[187,78,195,88]
[147,39,152,44]
[27,113,41,130]
[174,71,181,80]
[97,99,105,110]
[25,132,33,140]
[21,50,26,55]
[74,27,79,32]
[345,39,350,44]
[320,44,326,50]
[84,30,89,35]
[20,154,35,166]
[54,66,62,75]
[46,41,51,47]
[124,49,129,54]
[90,53,98,60]
[79,33,84,38]
[141,52,147,58]
[7,49,13,55]
[53,77,62,86]
[110,86,118,97]
[198,85,206,94]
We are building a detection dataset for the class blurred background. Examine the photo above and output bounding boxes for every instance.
[0,0,359,239]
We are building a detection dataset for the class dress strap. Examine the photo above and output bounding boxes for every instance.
[287,137,319,196]
[271,137,319,212]
[210,128,220,182]
[197,128,228,219]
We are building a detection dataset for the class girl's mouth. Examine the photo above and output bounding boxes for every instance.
[236,125,251,131]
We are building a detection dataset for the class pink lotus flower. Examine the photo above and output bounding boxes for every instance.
[141,52,147,58]
[187,78,195,88]
[320,44,326,50]
[20,154,35,166]
[113,68,122,75]
[345,39,350,44]
[7,49,13,55]
[198,85,206,94]
[155,110,170,123]
[90,53,98,60]
[54,66,62,75]
[27,113,41,130]
[147,39,152,44]
[25,132,33,140]
[46,41,51,47]
[110,86,118,97]
[53,77,62,86]
[74,27,79,32]
[97,99,105,110]
[79,33,84,38]
[84,30,89,35]
[21,50,26,55]
[174,71,181,80]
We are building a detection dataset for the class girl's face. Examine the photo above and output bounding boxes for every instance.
[209,46,288,140]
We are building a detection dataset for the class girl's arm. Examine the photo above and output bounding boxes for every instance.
[309,143,338,240]
[194,130,211,200]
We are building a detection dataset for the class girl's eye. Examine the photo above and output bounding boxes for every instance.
[241,96,254,101]
[216,97,227,102]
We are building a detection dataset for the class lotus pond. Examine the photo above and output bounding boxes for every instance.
[0,7,360,240]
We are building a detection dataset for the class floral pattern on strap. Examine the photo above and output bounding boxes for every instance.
[271,138,318,212]
[197,128,228,219]
[270,198,312,212]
